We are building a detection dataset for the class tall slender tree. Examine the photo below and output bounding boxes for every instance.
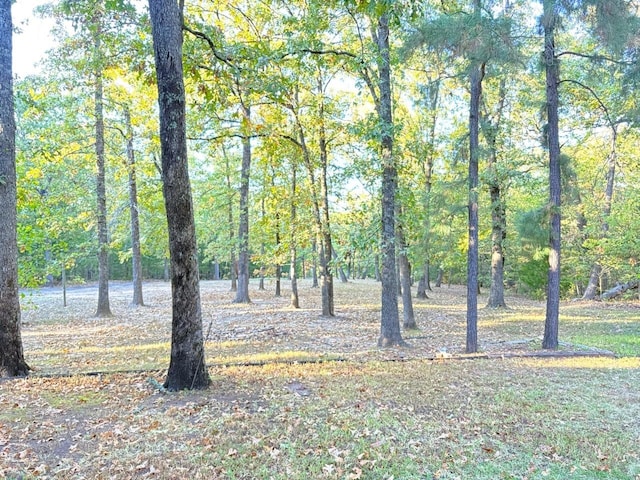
[466,0,485,354]
[92,13,112,317]
[542,0,561,350]
[149,0,210,390]
[0,0,29,377]
[124,105,144,307]
[375,13,405,347]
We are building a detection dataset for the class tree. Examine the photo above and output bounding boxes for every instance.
[148,0,210,390]
[466,0,485,354]
[0,0,29,377]
[542,0,561,350]
[375,13,405,347]
[124,105,144,306]
[92,11,112,317]
[483,78,509,309]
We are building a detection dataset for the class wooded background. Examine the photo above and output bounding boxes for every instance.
[13,0,640,307]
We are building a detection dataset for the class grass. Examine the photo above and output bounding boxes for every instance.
[1,280,639,479]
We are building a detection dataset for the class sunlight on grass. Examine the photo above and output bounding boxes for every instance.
[208,350,338,365]
[33,341,171,356]
[518,357,640,369]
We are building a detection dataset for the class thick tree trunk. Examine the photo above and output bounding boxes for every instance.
[94,29,112,318]
[234,106,252,303]
[466,21,484,353]
[125,106,144,307]
[0,1,29,377]
[542,0,561,350]
[149,0,209,390]
[375,14,404,347]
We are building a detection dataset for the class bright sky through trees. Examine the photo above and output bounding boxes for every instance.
[12,1,54,77]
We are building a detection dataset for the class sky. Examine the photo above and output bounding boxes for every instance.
[12,0,55,77]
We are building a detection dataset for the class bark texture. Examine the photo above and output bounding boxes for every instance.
[376,14,404,347]
[149,0,210,390]
[93,26,112,318]
[0,0,29,377]
[466,44,484,354]
[542,0,561,350]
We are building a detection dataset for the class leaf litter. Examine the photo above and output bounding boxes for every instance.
[1,279,639,479]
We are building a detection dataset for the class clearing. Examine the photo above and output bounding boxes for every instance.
[1,279,639,479]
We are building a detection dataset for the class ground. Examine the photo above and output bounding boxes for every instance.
[1,279,639,479]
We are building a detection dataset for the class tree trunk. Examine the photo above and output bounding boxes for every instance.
[62,267,67,307]
[466,8,484,353]
[275,212,281,297]
[601,280,638,300]
[125,106,144,307]
[289,164,299,308]
[375,14,404,347]
[485,82,508,309]
[93,27,112,318]
[333,248,349,283]
[224,151,237,292]
[311,238,319,287]
[163,257,169,282]
[435,268,443,287]
[0,1,29,377]
[582,263,601,300]
[213,260,220,280]
[487,181,507,308]
[418,79,439,299]
[149,0,209,390]
[416,262,429,299]
[293,89,332,311]
[542,0,561,350]
[234,105,252,303]
[320,243,333,314]
[397,210,416,329]
[318,83,335,316]
[259,197,265,290]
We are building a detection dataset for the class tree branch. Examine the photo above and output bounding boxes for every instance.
[558,79,615,131]
[557,50,632,66]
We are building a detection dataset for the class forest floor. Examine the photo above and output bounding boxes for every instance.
[1,279,639,479]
